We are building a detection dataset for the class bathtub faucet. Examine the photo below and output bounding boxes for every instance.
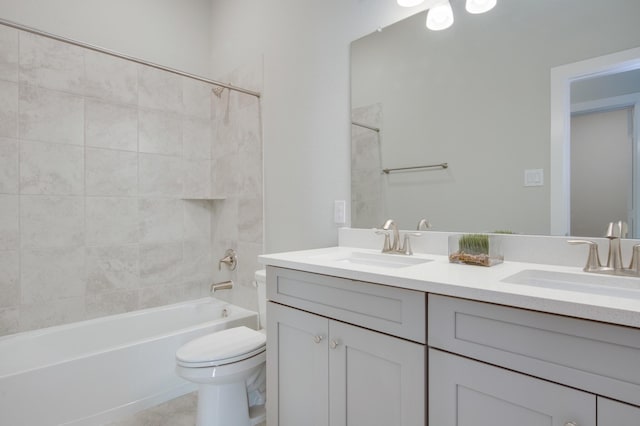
[211,280,234,293]
[218,249,238,271]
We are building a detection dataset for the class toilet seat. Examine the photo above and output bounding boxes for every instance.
[176,326,266,368]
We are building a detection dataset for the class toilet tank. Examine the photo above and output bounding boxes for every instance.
[255,269,267,329]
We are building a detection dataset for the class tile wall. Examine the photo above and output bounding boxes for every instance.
[210,58,264,311]
[351,103,385,229]
[0,24,264,336]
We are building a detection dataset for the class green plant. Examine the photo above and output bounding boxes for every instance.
[458,234,489,255]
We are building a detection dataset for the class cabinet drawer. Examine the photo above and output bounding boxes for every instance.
[428,294,640,406]
[429,348,595,426]
[267,266,426,343]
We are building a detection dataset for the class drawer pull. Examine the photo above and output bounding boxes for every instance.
[313,335,324,344]
[330,340,340,349]
[564,422,578,426]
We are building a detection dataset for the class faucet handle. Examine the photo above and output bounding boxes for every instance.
[605,222,616,238]
[375,229,392,252]
[620,221,628,238]
[605,221,627,239]
[629,244,640,273]
[401,232,422,255]
[218,249,238,271]
[568,240,602,272]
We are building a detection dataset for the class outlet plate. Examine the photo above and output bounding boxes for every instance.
[334,200,346,224]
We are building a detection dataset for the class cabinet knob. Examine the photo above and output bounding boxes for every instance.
[313,335,324,344]
[564,422,578,426]
[330,340,339,349]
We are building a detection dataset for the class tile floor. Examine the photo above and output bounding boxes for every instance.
[106,392,266,426]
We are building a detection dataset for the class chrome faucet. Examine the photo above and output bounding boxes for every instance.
[417,218,432,231]
[629,244,640,273]
[382,219,401,252]
[569,220,640,277]
[211,280,233,293]
[605,221,627,270]
[376,219,421,255]
[218,249,238,271]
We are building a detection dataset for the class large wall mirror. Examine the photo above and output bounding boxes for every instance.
[350,0,640,237]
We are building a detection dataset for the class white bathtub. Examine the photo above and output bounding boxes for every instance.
[0,298,258,426]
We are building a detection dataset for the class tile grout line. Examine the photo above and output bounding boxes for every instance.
[82,47,88,320]
[16,29,22,333]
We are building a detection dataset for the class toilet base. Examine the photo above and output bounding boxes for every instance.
[249,404,267,425]
[175,327,267,426]
[195,382,266,426]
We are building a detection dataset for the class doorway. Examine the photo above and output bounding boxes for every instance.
[570,107,634,237]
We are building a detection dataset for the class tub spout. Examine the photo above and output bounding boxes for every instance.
[211,280,233,293]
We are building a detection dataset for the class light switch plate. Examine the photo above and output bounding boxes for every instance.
[524,169,544,187]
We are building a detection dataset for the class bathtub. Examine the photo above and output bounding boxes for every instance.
[0,298,258,426]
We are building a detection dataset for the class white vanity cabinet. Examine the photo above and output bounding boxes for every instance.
[598,398,640,424]
[263,261,640,425]
[266,267,426,426]
[429,348,595,426]
[267,302,329,426]
[428,294,640,425]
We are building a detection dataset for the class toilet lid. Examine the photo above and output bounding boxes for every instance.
[176,326,266,367]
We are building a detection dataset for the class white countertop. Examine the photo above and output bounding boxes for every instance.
[259,246,640,328]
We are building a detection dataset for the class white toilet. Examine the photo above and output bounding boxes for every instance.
[176,270,267,426]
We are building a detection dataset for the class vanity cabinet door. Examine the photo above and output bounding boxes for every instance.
[267,301,426,426]
[429,349,596,426]
[329,321,425,426]
[598,397,640,424]
[267,302,329,426]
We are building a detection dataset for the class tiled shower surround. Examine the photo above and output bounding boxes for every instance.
[0,24,263,335]
[351,103,384,229]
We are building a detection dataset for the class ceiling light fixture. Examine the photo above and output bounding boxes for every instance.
[465,0,497,14]
[397,0,425,7]
[426,1,454,31]
[397,0,497,31]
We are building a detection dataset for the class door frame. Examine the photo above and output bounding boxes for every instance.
[550,46,640,236]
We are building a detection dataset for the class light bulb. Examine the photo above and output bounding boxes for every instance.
[465,0,497,14]
[426,1,454,31]
[397,0,425,7]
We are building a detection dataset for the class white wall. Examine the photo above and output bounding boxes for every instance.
[0,0,213,77]
[209,0,433,253]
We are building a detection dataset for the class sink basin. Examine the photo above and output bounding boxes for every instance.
[310,250,432,269]
[502,269,640,298]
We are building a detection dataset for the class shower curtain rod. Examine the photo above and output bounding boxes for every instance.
[0,18,261,99]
